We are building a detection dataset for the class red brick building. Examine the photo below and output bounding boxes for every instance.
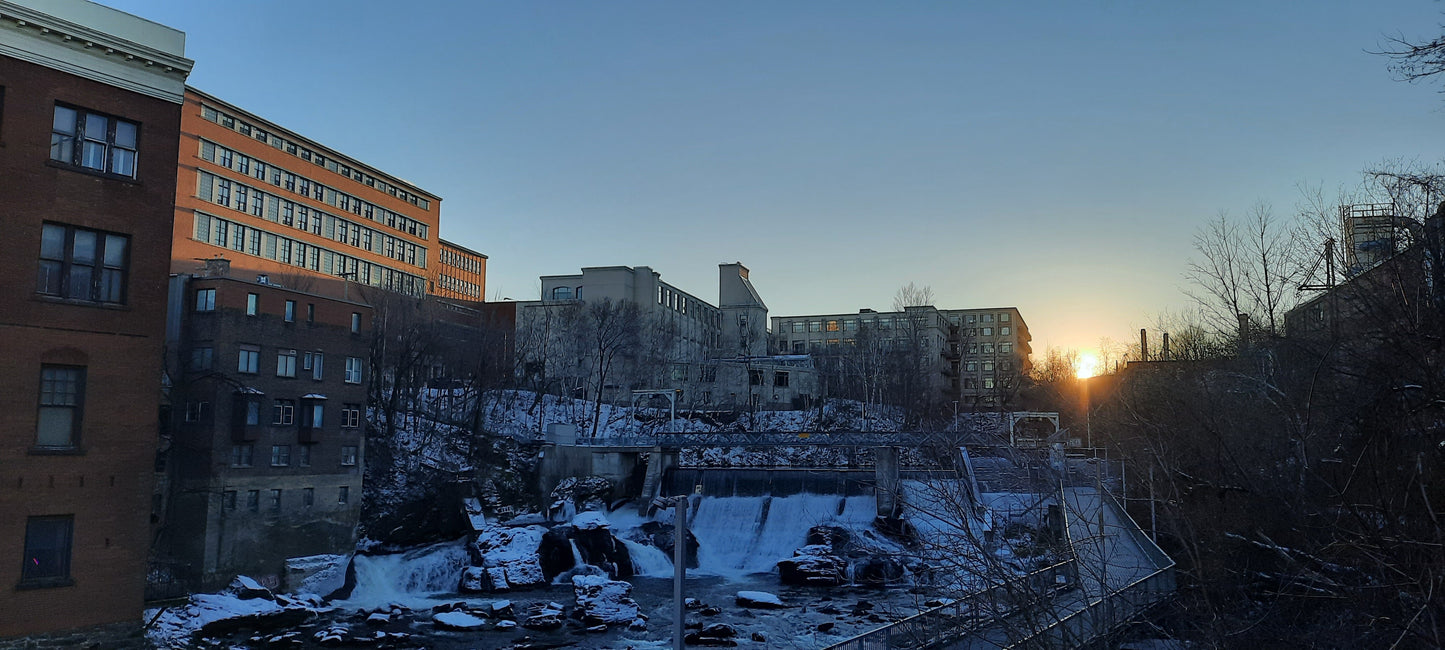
[157,266,370,590]
[0,0,192,640]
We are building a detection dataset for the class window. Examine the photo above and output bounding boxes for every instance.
[36,365,84,449]
[230,444,253,467]
[983,362,995,371]
[272,399,295,425]
[984,378,996,389]
[304,402,324,428]
[1000,326,1011,336]
[304,352,323,380]
[21,516,73,586]
[749,369,764,386]
[50,105,138,177]
[792,341,805,353]
[269,489,282,513]
[246,293,259,316]
[982,327,993,336]
[183,401,208,423]
[297,445,311,468]
[338,486,350,504]
[551,286,573,300]
[983,343,995,353]
[351,312,361,334]
[195,288,216,312]
[809,321,822,333]
[774,371,789,387]
[340,445,358,467]
[276,350,297,377]
[826,320,839,332]
[238,345,260,374]
[966,362,978,372]
[1000,343,1013,353]
[1000,313,1011,322]
[303,487,315,507]
[189,346,214,371]
[345,357,363,384]
[223,490,237,511]
[791,322,804,333]
[700,366,717,383]
[37,223,129,304]
[984,314,994,323]
[306,303,315,324]
[270,445,290,467]
[284,300,296,323]
[342,404,361,428]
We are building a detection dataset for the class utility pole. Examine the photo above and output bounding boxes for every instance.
[673,497,688,650]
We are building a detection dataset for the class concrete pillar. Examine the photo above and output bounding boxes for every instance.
[875,446,901,518]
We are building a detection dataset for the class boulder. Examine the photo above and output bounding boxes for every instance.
[229,575,274,600]
[735,591,786,609]
[458,567,488,593]
[474,525,548,591]
[776,545,848,587]
[633,521,699,568]
[685,623,739,647]
[571,574,640,626]
[854,555,905,586]
[569,513,634,580]
[538,527,577,580]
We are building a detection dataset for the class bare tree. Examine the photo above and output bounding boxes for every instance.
[1185,203,1309,340]
[577,298,641,437]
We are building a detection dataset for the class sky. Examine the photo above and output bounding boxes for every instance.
[107,0,1445,353]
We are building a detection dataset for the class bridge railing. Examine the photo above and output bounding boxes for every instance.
[823,558,1076,650]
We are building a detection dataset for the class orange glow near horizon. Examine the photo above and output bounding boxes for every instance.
[1075,352,1101,379]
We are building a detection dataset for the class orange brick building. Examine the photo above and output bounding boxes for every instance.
[0,0,192,641]
[174,88,448,300]
[436,239,488,301]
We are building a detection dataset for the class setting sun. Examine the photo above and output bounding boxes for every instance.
[1076,352,1102,379]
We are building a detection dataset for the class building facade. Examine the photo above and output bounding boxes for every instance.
[434,238,488,301]
[772,306,1032,411]
[158,267,370,590]
[0,0,192,639]
[173,88,447,299]
[518,263,814,411]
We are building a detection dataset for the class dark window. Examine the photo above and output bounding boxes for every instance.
[340,445,357,466]
[351,312,361,334]
[238,345,260,374]
[749,369,764,386]
[231,444,253,467]
[276,350,297,377]
[246,490,259,512]
[223,490,237,511]
[341,404,361,429]
[50,105,138,177]
[37,223,129,304]
[774,371,789,387]
[338,486,350,504]
[20,516,73,586]
[297,445,311,467]
[189,346,213,371]
[270,444,290,467]
[269,489,282,513]
[36,365,84,449]
[284,300,296,323]
[272,399,295,426]
[303,487,314,507]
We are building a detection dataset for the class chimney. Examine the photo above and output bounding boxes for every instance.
[1140,328,1149,362]
[1162,332,1170,360]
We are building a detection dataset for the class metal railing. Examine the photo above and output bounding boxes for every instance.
[824,558,1077,650]
[572,430,977,448]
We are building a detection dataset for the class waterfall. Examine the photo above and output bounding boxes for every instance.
[622,539,675,577]
[686,493,882,576]
[342,539,471,609]
[569,539,586,567]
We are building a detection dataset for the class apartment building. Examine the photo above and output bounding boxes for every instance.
[772,306,1032,410]
[173,88,447,299]
[159,264,369,590]
[0,0,192,640]
[518,263,814,410]
[434,238,488,302]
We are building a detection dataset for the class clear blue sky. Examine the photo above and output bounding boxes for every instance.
[108,0,1445,352]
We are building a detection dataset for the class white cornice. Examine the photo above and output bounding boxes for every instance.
[0,1,192,103]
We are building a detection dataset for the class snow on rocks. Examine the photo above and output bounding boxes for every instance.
[735,591,787,609]
[432,610,487,630]
[776,544,848,587]
[473,524,547,591]
[571,574,641,626]
[285,554,348,599]
[145,590,319,648]
[572,510,610,530]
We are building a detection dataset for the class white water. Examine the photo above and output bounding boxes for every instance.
[686,494,880,576]
[623,539,675,577]
[342,539,471,609]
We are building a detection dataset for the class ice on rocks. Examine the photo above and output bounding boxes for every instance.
[572,574,640,625]
[432,610,487,630]
[735,591,786,609]
[572,510,610,530]
[474,524,547,590]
